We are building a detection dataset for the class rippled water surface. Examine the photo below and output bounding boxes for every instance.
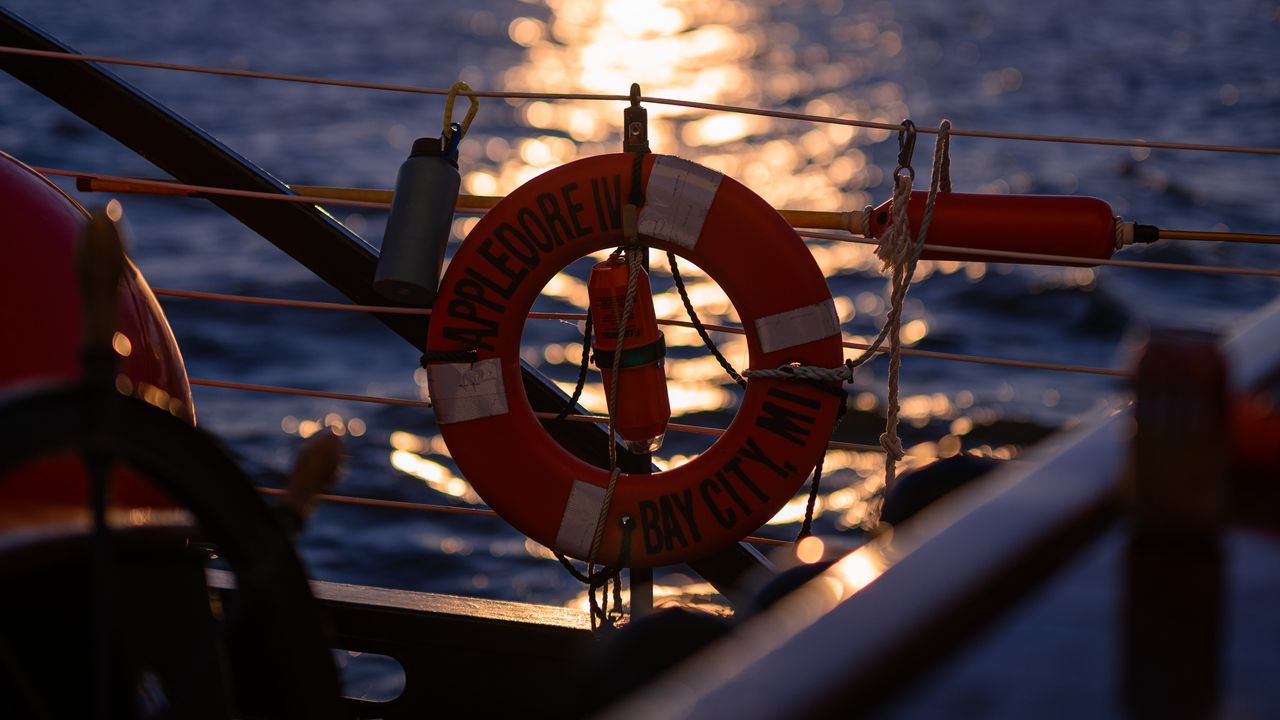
[3,0,1278,624]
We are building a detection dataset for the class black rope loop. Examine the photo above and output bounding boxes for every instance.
[797,443,827,541]
[895,118,917,181]
[554,515,635,631]
[553,313,593,423]
[555,552,618,588]
[667,251,746,388]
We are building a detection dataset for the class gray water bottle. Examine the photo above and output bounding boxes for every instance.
[374,132,461,306]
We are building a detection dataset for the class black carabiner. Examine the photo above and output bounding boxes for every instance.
[895,119,917,181]
[896,120,916,170]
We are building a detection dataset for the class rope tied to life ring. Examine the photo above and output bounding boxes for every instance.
[582,146,651,630]
[552,143,651,631]
[745,119,953,523]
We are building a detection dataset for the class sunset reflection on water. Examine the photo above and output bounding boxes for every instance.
[379,0,1025,558]
[474,0,905,211]
[491,0,906,436]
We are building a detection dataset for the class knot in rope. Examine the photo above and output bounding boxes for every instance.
[740,119,954,526]
[860,204,875,239]
[875,172,916,272]
[878,430,905,461]
[555,514,633,632]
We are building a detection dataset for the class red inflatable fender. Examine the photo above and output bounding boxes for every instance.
[0,151,193,516]
[868,191,1118,265]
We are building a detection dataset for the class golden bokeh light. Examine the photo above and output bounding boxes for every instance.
[111,331,132,357]
[796,535,826,564]
[390,449,482,504]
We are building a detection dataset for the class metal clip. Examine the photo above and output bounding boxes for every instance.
[623,83,649,153]
[442,122,463,158]
[442,81,480,146]
[895,119,917,181]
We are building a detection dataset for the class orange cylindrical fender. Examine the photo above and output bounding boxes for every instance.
[867,191,1118,264]
[588,253,670,454]
[425,153,843,567]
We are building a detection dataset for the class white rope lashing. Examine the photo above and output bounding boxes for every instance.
[745,119,953,503]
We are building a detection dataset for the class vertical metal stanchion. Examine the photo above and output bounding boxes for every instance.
[623,83,656,618]
[631,554,654,617]
[1124,329,1228,719]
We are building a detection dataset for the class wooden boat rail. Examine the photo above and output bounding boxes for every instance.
[606,293,1280,719]
[205,569,595,719]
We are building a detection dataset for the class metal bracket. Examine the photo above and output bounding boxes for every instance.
[623,82,649,154]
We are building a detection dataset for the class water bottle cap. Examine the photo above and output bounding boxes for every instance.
[409,137,459,167]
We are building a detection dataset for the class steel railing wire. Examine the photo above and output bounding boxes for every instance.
[38,167,1280,276]
[156,288,1129,376]
[2,45,1279,156]
[187,377,886,453]
[253,487,791,547]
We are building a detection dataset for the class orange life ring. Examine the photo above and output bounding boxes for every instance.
[425,153,843,567]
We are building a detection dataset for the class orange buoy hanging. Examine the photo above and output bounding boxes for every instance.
[866,191,1126,265]
[424,153,843,568]
[588,252,670,454]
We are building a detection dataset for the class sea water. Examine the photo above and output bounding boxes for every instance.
[2,0,1277,628]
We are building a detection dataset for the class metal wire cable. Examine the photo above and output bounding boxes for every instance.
[62,170,1280,246]
[36,166,395,209]
[157,289,1128,377]
[798,230,1280,279]
[667,252,746,388]
[46,167,1280,278]
[253,487,790,547]
[45,167,1280,247]
[186,376,888,453]
[155,288,432,314]
[4,45,1279,155]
